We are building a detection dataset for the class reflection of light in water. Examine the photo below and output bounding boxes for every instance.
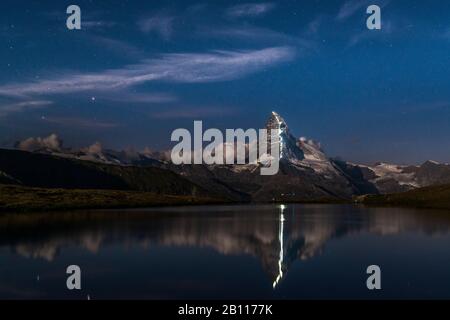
[273,205,286,289]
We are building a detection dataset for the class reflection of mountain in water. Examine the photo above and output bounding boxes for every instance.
[1,205,450,287]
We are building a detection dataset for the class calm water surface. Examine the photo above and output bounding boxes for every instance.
[1,204,450,299]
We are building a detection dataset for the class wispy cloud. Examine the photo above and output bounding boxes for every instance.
[336,0,369,21]
[0,47,295,98]
[347,19,395,47]
[226,3,275,18]
[138,14,175,40]
[197,25,313,49]
[102,92,178,104]
[0,100,53,117]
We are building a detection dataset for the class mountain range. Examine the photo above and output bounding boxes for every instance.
[1,111,450,203]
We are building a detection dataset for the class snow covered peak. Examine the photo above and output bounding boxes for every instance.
[266,111,288,133]
[263,112,344,177]
[423,160,440,166]
[265,111,304,162]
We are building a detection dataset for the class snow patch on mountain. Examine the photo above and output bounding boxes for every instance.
[354,162,419,188]
[12,112,450,197]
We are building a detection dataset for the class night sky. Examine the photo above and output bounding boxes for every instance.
[1,0,450,164]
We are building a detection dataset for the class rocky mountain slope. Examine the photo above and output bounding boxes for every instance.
[0,149,213,198]
[3,111,450,203]
[336,160,450,194]
[159,112,363,201]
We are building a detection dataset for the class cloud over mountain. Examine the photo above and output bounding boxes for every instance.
[15,134,63,152]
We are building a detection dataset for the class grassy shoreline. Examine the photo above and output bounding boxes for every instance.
[0,184,353,213]
[354,184,450,210]
[0,184,229,213]
[3,183,450,213]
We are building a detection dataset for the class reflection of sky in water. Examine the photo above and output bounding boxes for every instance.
[1,204,450,299]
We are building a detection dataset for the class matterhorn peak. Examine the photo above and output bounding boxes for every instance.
[266,111,288,133]
[265,111,304,162]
